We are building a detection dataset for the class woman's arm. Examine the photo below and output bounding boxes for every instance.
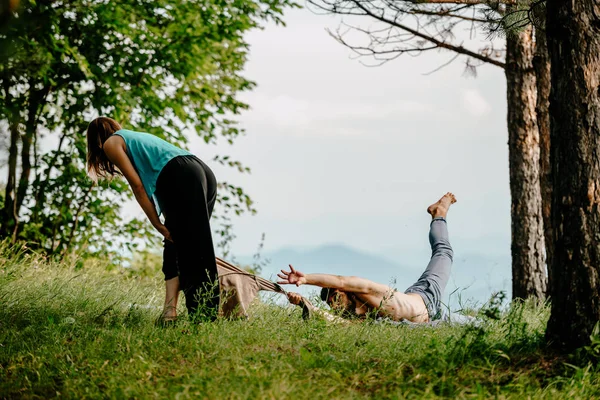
[103,136,172,241]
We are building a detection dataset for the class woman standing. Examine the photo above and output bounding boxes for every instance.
[86,117,219,322]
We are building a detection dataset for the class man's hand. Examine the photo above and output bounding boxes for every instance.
[286,292,303,306]
[277,264,306,287]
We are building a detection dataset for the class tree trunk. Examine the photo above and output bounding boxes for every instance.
[505,23,547,300]
[1,108,20,239]
[2,121,19,234]
[0,77,18,237]
[545,0,600,350]
[16,85,46,216]
[533,27,552,287]
[0,0,19,25]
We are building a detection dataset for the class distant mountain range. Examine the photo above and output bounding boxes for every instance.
[236,243,512,309]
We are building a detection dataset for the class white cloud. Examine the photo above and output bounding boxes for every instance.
[240,92,430,136]
[462,89,492,117]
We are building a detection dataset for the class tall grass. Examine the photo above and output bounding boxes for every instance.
[1,245,599,399]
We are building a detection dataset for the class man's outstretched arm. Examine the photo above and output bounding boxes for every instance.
[277,265,388,295]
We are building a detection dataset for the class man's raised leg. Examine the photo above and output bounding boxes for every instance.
[405,193,456,319]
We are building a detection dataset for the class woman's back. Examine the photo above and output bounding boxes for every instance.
[113,129,191,209]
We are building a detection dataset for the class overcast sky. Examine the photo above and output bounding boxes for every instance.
[177,6,511,262]
[113,5,513,296]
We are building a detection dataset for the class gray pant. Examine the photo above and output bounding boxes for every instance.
[404,217,453,320]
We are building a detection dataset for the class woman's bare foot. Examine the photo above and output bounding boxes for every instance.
[155,307,177,327]
[162,306,177,322]
[427,192,457,219]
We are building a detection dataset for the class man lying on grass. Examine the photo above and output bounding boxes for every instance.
[279,193,456,323]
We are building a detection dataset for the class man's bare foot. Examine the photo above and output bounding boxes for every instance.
[427,192,457,219]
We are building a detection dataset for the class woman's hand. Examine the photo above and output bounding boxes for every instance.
[286,292,303,306]
[156,224,173,243]
[277,264,306,287]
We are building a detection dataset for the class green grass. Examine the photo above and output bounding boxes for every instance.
[1,247,599,399]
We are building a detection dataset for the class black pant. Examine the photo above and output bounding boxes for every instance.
[155,155,219,320]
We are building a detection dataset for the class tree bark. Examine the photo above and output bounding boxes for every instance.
[505,23,547,300]
[2,121,19,236]
[533,27,552,288]
[1,77,20,238]
[545,0,600,350]
[0,0,19,25]
[16,85,47,216]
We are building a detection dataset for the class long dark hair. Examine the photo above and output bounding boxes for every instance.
[86,117,122,182]
[320,287,358,318]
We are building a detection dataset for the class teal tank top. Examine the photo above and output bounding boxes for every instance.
[113,129,192,214]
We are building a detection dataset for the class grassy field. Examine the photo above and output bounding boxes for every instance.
[1,246,599,399]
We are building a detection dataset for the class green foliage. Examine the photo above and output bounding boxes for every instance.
[479,290,508,320]
[484,0,547,39]
[580,323,600,365]
[0,0,298,259]
[2,251,600,398]
[128,248,163,279]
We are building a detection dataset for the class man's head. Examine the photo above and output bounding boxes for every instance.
[320,287,356,317]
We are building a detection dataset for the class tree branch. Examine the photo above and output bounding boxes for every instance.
[422,51,461,75]
[31,131,68,222]
[410,8,489,23]
[343,0,506,68]
[411,0,515,4]
[63,185,93,253]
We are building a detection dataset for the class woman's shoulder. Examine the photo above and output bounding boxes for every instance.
[112,129,189,153]
[113,129,162,144]
[114,129,146,138]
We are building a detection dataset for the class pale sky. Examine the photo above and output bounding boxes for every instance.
[182,7,511,260]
